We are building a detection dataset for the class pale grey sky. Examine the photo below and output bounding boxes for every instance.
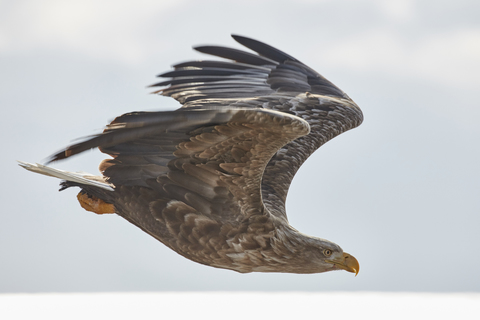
[1,0,479,292]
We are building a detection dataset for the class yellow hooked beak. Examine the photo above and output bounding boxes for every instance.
[326,252,359,276]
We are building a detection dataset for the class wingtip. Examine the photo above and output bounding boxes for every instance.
[231,34,244,40]
[44,154,59,165]
[192,45,212,54]
[231,34,253,45]
[44,148,72,164]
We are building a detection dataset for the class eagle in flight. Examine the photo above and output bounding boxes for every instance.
[20,35,362,275]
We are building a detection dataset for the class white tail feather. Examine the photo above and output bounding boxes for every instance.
[17,161,114,191]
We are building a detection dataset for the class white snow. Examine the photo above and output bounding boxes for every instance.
[1,292,479,320]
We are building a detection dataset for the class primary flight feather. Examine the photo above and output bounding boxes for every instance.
[20,35,362,275]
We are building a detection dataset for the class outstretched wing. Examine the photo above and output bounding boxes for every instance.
[50,108,309,225]
[152,35,363,219]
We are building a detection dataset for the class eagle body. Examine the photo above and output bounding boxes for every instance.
[20,35,362,275]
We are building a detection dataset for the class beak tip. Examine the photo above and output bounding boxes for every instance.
[343,252,360,276]
[326,252,360,276]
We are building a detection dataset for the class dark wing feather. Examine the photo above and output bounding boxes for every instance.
[194,45,277,66]
[232,34,300,63]
[52,108,309,225]
[48,110,235,162]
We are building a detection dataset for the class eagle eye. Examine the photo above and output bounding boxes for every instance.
[323,249,332,257]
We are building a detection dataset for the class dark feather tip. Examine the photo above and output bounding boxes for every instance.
[231,34,299,63]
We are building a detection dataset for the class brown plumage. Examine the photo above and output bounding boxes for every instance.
[19,35,363,275]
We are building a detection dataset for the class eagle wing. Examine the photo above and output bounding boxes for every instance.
[49,35,362,224]
[50,108,309,223]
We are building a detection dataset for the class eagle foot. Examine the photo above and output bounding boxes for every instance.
[77,192,115,214]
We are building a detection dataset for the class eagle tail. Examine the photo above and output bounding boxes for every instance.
[17,161,114,191]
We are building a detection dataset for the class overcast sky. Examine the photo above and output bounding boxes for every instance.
[1,0,479,292]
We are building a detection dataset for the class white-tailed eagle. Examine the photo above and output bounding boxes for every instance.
[20,35,362,275]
